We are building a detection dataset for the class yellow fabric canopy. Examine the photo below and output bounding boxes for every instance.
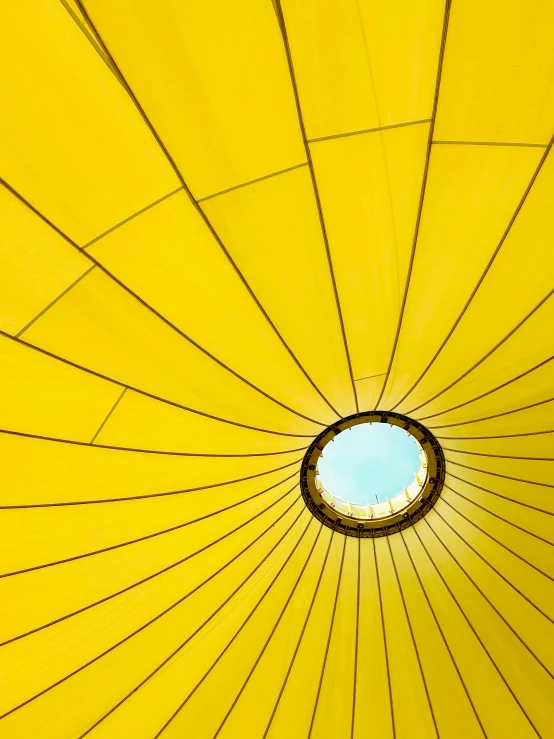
[1,1,553,737]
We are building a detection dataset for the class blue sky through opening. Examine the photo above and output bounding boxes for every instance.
[317,423,421,505]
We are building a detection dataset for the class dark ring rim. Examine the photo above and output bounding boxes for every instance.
[300,410,445,538]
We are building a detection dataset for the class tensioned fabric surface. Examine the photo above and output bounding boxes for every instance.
[1,1,554,737]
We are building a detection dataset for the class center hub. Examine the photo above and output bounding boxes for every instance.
[300,411,445,537]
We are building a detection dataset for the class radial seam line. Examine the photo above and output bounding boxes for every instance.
[262,527,335,738]
[307,534,347,739]
[415,521,541,738]
[388,535,440,738]
[374,0,452,409]
[439,493,554,585]
[419,355,554,421]
[445,471,554,515]
[156,514,315,738]
[59,0,116,75]
[405,289,554,415]
[1,330,315,438]
[399,529,488,737]
[427,513,554,680]
[0,473,299,579]
[438,429,554,440]
[73,1,342,421]
[443,447,554,462]
[274,0,359,413]
[442,484,554,547]
[0,427,309,457]
[3,174,327,428]
[0,486,301,648]
[0,493,303,723]
[77,500,307,738]
[374,537,396,738]
[428,395,554,429]
[391,135,554,412]
[0,456,303,509]
[445,459,554,489]
[351,532,361,739]
[210,522,324,739]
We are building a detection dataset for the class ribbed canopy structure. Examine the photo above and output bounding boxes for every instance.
[1,2,554,737]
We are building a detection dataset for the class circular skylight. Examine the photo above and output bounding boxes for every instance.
[300,411,445,537]
[317,423,422,506]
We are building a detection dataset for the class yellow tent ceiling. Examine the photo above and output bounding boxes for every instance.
[1,1,553,737]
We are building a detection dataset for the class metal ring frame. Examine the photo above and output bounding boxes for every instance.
[300,411,445,538]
